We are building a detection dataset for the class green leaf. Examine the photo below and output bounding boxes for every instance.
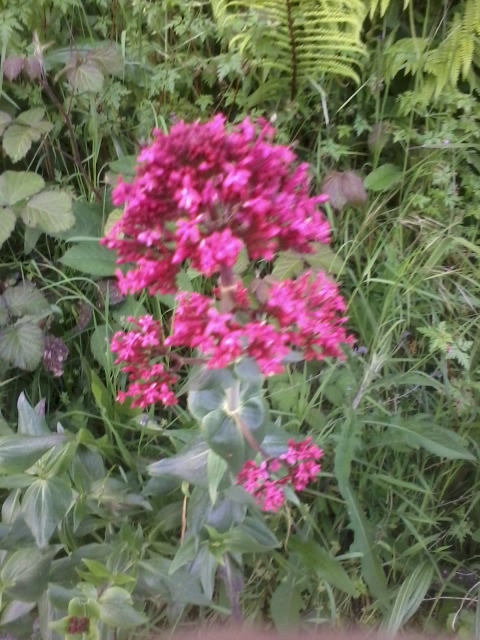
[270,578,303,631]
[22,477,72,548]
[0,206,16,247]
[1,546,53,602]
[3,282,50,317]
[89,47,124,75]
[21,191,74,233]
[98,587,148,628]
[2,111,52,162]
[364,164,402,192]
[169,536,198,575]
[272,251,304,280]
[0,171,45,205]
[188,388,225,421]
[0,111,12,135]
[148,438,210,488]
[67,62,104,93]
[23,225,43,254]
[289,537,358,597]
[343,483,389,609]
[0,320,45,370]
[385,562,434,637]
[17,392,50,435]
[60,242,118,276]
[207,450,228,504]
[0,600,36,625]
[0,433,68,472]
[305,243,344,275]
[385,416,475,461]
[90,323,114,368]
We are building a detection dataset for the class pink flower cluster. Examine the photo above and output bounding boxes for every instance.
[237,437,323,512]
[103,115,353,407]
[166,271,351,376]
[101,114,330,295]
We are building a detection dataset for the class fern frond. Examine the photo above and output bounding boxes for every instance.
[210,0,368,99]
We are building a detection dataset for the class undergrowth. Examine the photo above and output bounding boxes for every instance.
[0,0,479,639]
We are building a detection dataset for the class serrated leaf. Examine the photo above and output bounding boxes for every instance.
[364,164,403,192]
[89,47,124,75]
[60,242,118,276]
[3,124,43,162]
[305,243,344,275]
[1,546,53,602]
[4,57,24,81]
[15,108,47,127]
[67,62,104,93]
[0,320,44,370]
[24,57,42,80]
[0,206,16,247]
[22,477,72,548]
[52,200,103,241]
[0,171,45,205]
[21,190,74,233]
[272,251,304,280]
[0,111,12,135]
[3,282,50,317]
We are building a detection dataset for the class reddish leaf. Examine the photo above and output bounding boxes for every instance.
[4,57,24,81]
[321,171,367,211]
[24,57,42,80]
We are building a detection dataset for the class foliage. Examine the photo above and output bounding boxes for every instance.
[0,0,479,638]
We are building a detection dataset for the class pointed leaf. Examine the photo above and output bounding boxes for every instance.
[270,578,303,631]
[21,190,74,233]
[17,391,50,435]
[0,433,68,472]
[60,242,118,276]
[22,477,72,548]
[0,320,45,370]
[1,546,53,602]
[89,47,124,75]
[385,562,434,637]
[0,206,16,247]
[3,282,50,317]
[364,164,402,192]
[0,171,45,206]
[148,438,210,488]
[289,537,358,596]
[16,108,48,127]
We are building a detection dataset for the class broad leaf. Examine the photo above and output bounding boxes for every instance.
[272,251,304,280]
[0,206,16,247]
[3,124,45,163]
[60,242,118,276]
[364,164,402,192]
[148,438,210,488]
[67,62,104,93]
[0,111,12,135]
[15,108,50,128]
[270,578,303,631]
[1,546,53,602]
[22,477,73,548]
[89,47,124,75]
[0,171,45,205]
[0,433,68,472]
[21,190,74,233]
[3,282,50,317]
[0,320,45,370]
[98,586,148,628]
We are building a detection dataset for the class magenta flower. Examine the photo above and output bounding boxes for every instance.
[103,115,353,407]
[237,437,324,512]
[101,115,330,295]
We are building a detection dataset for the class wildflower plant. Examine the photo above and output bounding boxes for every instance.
[102,114,352,602]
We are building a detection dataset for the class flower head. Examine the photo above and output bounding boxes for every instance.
[101,115,331,295]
